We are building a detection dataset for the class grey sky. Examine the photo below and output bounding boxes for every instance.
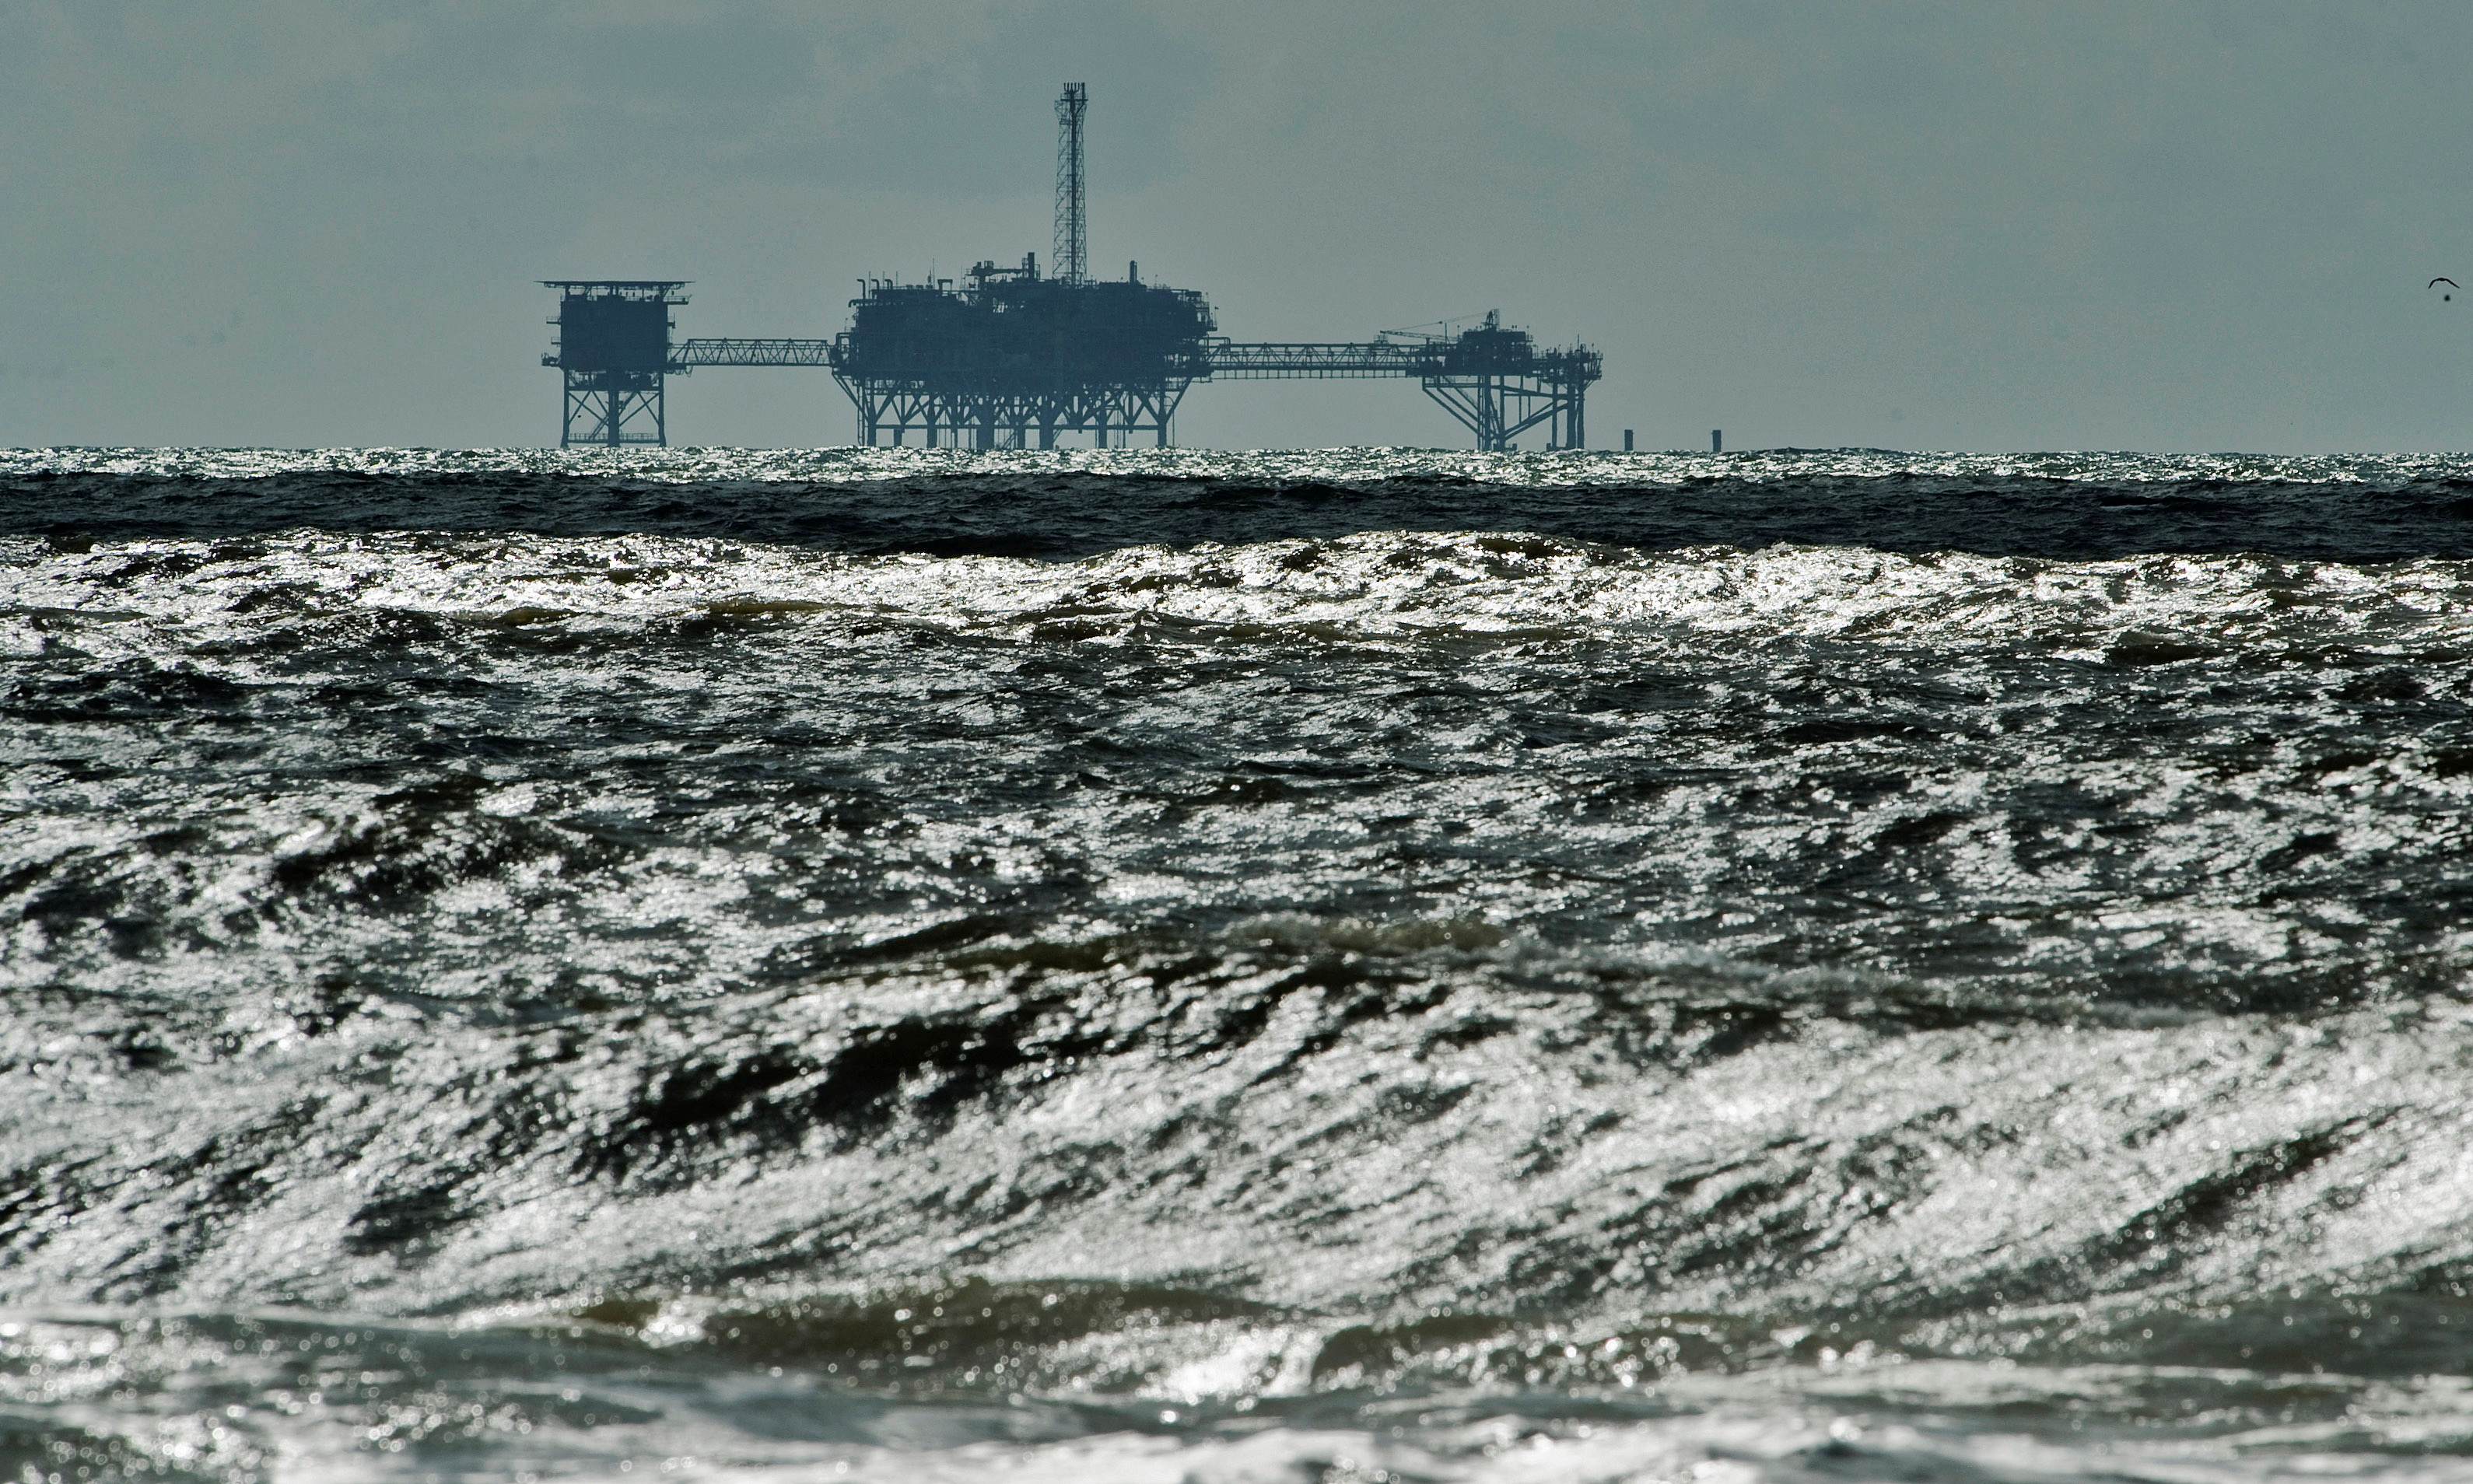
[5,1,2471,453]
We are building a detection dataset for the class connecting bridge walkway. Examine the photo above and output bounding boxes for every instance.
[671,328,1599,450]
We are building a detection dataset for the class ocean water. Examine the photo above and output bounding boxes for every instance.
[7,446,2473,1481]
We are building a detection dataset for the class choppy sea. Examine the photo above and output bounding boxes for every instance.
[9,445,2473,1482]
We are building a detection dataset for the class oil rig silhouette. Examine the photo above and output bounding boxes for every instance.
[544,85,1601,450]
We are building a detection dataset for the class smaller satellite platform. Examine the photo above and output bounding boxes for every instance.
[540,281,688,448]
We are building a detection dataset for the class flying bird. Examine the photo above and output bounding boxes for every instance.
[2435,277,2459,301]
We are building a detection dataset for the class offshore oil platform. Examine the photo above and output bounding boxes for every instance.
[544,84,1601,450]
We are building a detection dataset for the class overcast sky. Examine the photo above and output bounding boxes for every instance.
[7,1,2473,453]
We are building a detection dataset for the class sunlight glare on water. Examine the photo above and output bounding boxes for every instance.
[6,447,2473,1480]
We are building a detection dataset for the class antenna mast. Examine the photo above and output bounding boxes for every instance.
[1054,82,1088,285]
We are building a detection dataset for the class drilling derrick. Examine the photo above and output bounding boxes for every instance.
[828,84,1214,447]
[1056,82,1088,286]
